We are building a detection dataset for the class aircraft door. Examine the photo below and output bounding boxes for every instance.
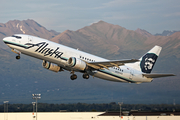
[129,69,134,80]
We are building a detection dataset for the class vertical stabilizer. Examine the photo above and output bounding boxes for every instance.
[127,46,162,73]
[140,46,162,73]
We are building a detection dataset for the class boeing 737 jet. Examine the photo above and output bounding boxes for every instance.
[3,34,175,83]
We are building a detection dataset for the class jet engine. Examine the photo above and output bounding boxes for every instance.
[42,60,61,72]
[67,57,87,71]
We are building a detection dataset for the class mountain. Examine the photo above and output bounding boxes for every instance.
[0,19,60,49]
[0,19,59,48]
[155,30,180,36]
[51,21,148,58]
[51,21,180,59]
[135,28,153,38]
[0,20,180,104]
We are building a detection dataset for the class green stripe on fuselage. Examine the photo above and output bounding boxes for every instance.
[3,40,29,48]
[99,69,136,83]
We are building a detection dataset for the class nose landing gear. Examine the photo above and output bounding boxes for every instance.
[16,55,20,60]
[11,49,21,60]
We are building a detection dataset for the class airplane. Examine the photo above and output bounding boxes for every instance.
[3,34,175,83]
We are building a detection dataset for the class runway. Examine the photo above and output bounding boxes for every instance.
[0,111,180,120]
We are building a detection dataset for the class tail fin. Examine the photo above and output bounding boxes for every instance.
[128,46,162,73]
[140,46,162,73]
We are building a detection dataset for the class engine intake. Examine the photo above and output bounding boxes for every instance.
[42,60,61,72]
[67,57,87,71]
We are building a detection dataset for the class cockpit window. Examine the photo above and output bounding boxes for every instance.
[12,35,22,39]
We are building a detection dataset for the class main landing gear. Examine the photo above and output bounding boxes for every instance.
[70,71,77,80]
[70,71,90,80]
[70,74,77,80]
[83,73,89,79]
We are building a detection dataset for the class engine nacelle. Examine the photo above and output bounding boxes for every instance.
[42,60,61,72]
[67,57,87,71]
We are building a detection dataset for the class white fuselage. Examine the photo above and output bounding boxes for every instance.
[3,34,152,83]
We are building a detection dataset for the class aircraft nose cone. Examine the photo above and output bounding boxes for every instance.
[3,37,7,40]
[3,37,7,42]
[3,37,10,43]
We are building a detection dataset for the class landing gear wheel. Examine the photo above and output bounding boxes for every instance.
[16,55,20,60]
[83,73,89,79]
[70,74,77,80]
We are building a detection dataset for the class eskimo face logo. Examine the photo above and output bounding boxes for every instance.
[144,58,155,70]
[140,53,158,73]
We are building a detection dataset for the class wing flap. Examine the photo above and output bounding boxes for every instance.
[142,73,175,78]
[87,59,139,69]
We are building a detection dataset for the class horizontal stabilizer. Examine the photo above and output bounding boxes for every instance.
[142,73,175,78]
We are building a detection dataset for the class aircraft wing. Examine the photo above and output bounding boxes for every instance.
[87,59,139,69]
[142,73,176,78]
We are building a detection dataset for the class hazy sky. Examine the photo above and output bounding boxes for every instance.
[0,0,180,34]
